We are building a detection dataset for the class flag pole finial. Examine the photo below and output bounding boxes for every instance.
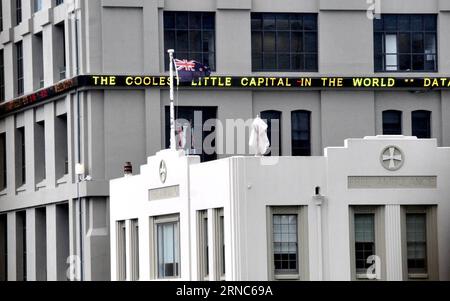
[168,49,176,151]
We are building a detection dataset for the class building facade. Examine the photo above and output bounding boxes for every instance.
[109,137,450,281]
[1,0,450,281]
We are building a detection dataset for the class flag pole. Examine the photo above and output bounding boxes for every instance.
[168,49,176,150]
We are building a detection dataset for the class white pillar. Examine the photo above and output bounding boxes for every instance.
[46,204,58,280]
[6,212,17,280]
[25,209,37,281]
[384,204,403,280]
[207,209,218,281]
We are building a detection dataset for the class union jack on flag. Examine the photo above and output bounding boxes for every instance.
[174,59,196,71]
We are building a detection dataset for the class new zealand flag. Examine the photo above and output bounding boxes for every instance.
[174,59,211,83]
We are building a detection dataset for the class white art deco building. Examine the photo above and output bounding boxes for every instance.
[109,136,450,281]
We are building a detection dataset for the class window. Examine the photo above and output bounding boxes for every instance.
[15,0,22,25]
[0,50,4,102]
[217,209,225,280]
[35,33,44,89]
[152,215,180,279]
[0,214,7,281]
[261,110,282,156]
[165,106,217,162]
[130,219,139,281]
[251,13,318,72]
[16,211,26,281]
[34,0,42,13]
[197,211,209,280]
[273,214,298,274]
[116,221,126,281]
[354,214,375,275]
[406,213,427,275]
[55,114,68,177]
[35,120,45,183]
[382,110,402,135]
[56,0,64,5]
[374,15,437,72]
[164,11,215,71]
[412,110,431,138]
[0,133,6,191]
[16,127,26,187]
[350,206,385,280]
[268,206,308,280]
[16,41,23,96]
[402,206,438,280]
[291,110,311,156]
[56,24,66,80]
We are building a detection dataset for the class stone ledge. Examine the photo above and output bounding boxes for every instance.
[0,28,13,45]
[217,0,251,10]
[320,0,370,11]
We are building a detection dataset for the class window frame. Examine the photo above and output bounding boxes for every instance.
[349,206,386,281]
[266,206,309,281]
[411,110,431,139]
[400,206,438,280]
[261,110,282,156]
[150,214,181,280]
[382,110,403,135]
[251,13,318,72]
[291,110,311,156]
[374,14,438,73]
[116,220,127,281]
[197,210,209,281]
[129,219,139,281]
[163,11,216,71]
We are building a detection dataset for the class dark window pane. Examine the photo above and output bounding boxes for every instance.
[399,54,411,71]
[176,12,188,29]
[263,14,276,30]
[383,110,402,135]
[176,31,189,51]
[412,55,424,70]
[374,18,383,31]
[189,13,201,29]
[263,32,276,52]
[305,54,317,71]
[291,15,302,30]
[164,30,175,51]
[304,32,317,52]
[398,33,410,54]
[252,53,262,71]
[374,33,383,55]
[261,110,282,156]
[189,30,202,52]
[292,54,304,70]
[423,15,436,31]
[411,15,423,31]
[384,15,397,31]
[398,15,410,31]
[277,54,290,70]
[291,32,303,52]
[412,33,424,53]
[251,14,262,30]
[277,32,290,52]
[412,111,431,138]
[202,14,214,30]
[374,54,383,71]
[164,12,175,29]
[291,111,311,156]
[252,32,262,53]
[203,31,215,52]
[263,53,276,70]
[303,15,316,30]
[276,14,289,30]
